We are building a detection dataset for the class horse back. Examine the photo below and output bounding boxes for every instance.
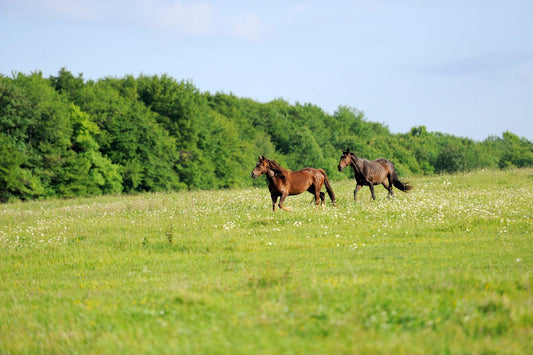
[287,168,323,194]
[358,158,390,183]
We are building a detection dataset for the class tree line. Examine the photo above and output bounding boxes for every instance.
[1,68,532,202]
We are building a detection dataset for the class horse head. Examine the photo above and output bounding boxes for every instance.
[251,155,269,178]
[338,148,352,172]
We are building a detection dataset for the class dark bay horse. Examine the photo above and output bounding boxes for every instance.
[337,149,412,201]
[251,156,336,212]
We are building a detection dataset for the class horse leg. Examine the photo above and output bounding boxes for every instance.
[307,185,321,206]
[314,189,323,209]
[387,175,394,198]
[278,194,292,212]
[271,195,278,212]
[383,182,394,198]
[319,191,325,206]
[354,185,362,202]
[369,183,376,200]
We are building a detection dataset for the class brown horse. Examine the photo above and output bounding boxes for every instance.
[251,156,336,212]
[337,148,412,201]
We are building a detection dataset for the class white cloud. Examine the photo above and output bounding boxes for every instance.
[158,1,216,36]
[45,0,95,19]
[232,13,265,42]
[3,0,270,41]
[1,0,97,20]
[422,51,533,82]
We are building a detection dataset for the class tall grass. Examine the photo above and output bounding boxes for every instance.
[1,168,532,354]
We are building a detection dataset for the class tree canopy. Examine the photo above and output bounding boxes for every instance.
[1,69,532,201]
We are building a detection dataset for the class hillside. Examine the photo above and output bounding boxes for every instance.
[1,168,532,353]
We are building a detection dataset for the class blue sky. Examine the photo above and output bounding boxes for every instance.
[1,0,532,141]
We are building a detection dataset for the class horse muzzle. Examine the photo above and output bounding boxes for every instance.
[337,165,343,172]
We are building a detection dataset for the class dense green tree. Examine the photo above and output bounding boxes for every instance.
[9,72,74,196]
[57,104,122,196]
[49,67,85,102]
[399,126,440,174]
[260,99,295,156]
[434,138,470,174]
[204,92,277,187]
[196,110,254,188]
[0,133,42,201]
[498,131,533,168]
[286,126,324,169]
[1,69,532,201]
[77,79,184,192]
[332,106,387,158]
[0,76,42,200]
[136,75,211,187]
[136,74,203,149]
[207,93,261,142]
[0,77,32,144]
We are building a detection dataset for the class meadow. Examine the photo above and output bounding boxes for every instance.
[1,168,532,354]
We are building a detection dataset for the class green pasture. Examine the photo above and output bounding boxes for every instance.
[1,168,532,354]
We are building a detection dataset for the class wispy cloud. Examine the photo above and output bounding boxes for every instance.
[158,1,216,36]
[423,51,532,80]
[232,14,266,42]
[1,0,99,21]
[2,0,268,41]
[45,0,95,19]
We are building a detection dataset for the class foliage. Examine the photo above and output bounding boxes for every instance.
[498,131,533,169]
[1,69,532,200]
[0,133,40,202]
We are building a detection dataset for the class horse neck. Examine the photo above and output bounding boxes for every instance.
[350,154,364,173]
[266,164,288,185]
[265,168,276,182]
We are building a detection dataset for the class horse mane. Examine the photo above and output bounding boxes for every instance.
[265,158,290,182]
[348,152,361,169]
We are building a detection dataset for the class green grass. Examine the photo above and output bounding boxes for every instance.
[1,168,532,354]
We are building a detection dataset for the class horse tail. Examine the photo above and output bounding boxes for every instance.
[390,163,413,192]
[319,169,336,205]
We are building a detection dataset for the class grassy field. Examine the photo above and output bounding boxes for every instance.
[1,168,532,354]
